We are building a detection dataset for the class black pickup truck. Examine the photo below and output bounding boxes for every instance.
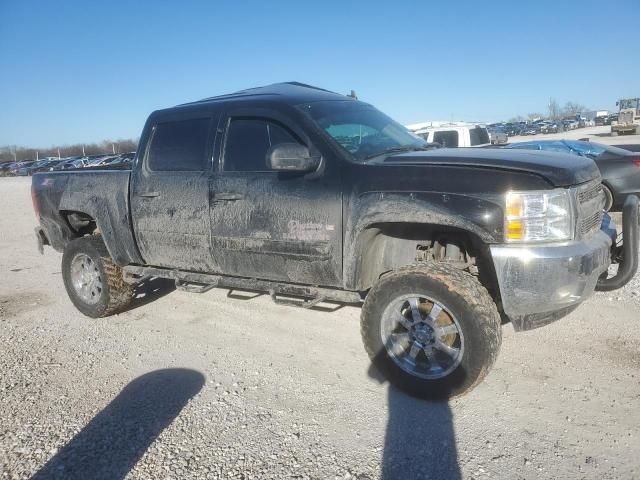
[32,83,639,399]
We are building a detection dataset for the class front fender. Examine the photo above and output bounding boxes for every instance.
[343,192,503,289]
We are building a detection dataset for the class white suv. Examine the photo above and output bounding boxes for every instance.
[407,123,491,148]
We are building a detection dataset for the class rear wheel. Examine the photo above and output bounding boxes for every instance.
[361,263,501,399]
[62,236,134,318]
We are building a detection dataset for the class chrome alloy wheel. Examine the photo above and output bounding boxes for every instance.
[70,253,103,305]
[380,294,464,379]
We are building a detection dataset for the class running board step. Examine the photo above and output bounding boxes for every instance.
[175,279,215,294]
[122,265,362,304]
[268,290,326,309]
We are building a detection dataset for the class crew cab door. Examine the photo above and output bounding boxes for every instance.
[131,114,217,271]
[208,111,342,286]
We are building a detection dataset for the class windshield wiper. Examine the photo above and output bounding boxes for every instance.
[363,145,432,160]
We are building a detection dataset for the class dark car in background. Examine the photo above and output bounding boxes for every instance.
[521,125,540,136]
[28,159,63,174]
[505,140,640,211]
[488,127,508,144]
[10,160,36,175]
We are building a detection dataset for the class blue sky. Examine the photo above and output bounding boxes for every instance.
[1,0,638,147]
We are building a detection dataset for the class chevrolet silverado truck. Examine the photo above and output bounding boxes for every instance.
[31,83,639,399]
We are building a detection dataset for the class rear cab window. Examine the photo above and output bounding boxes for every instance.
[147,118,211,171]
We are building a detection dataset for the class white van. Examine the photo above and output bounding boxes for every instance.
[407,123,491,148]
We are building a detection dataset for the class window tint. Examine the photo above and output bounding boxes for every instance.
[469,127,490,146]
[148,118,210,171]
[224,118,301,172]
[433,130,459,148]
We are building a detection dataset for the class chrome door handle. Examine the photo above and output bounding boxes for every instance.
[140,191,160,198]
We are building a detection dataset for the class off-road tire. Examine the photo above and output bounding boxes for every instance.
[62,235,134,318]
[361,263,502,399]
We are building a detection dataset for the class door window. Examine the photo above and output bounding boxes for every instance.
[147,118,210,171]
[223,118,302,172]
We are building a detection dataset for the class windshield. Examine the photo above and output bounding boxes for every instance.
[299,100,427,161]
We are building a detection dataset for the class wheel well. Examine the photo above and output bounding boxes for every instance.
[60,210,98,237]
[354,223,497,292]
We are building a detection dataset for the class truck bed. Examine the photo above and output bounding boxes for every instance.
[32,169,143,266]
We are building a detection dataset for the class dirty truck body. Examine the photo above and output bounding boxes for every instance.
[32,83,639,399]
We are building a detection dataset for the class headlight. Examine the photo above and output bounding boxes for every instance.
[505,189,574,243]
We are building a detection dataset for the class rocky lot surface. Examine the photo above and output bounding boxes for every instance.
[1,176,639,479]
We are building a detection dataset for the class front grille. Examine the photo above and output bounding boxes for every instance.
[578,183,603,203]
[575,181,604,239]
[580,210,603,236]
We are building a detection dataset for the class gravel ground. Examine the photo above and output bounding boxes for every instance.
[1,176,639,480]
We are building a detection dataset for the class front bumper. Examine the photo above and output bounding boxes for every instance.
[491,230,612,331]
[491,196,639,331]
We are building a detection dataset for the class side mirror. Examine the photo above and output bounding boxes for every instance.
[266,143,320,172]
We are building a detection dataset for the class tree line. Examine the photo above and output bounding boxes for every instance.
[0,139,138,163]
[507,99,588,123]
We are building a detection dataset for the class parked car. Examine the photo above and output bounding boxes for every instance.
[540,122,561,134]
[9,160,36,176]
[1,161,21,175]
[32,82,638,400]
[521,125,540,136]
[503,123,524,136]
[488,127,508,144]
[412,124,491,147]
[616,144,640,153]
[27,159,62,174]
[51,156,86,171]
[505,139,640,211]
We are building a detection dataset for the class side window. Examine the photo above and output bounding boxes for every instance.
[224,118,302,172]
[433,130,459,148]
[469,127,490,146]
[147,118,210,171]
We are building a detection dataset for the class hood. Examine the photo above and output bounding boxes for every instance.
[382,148,599,187]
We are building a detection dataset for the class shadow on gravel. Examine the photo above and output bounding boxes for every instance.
[368,365,461,479]
[128,277,176,311]
[31,368,205,480]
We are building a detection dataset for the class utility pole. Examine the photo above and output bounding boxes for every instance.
[82,145,85,156]
[57,148,61,159]
[112,143,115,154]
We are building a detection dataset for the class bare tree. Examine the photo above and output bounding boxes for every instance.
[527,112,544,121]
[548,98,561,120]
[561,101,587,118]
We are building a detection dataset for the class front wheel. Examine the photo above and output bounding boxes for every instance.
[361,264,502,399]
[62,235,135,318]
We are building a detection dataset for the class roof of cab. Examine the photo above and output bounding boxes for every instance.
[178,82,350,107]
